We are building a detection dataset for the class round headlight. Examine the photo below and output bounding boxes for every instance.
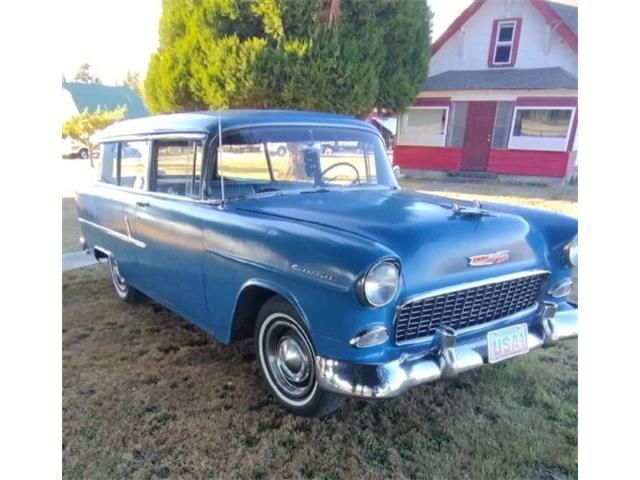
[362,261,400,307]
[564,235,578,266]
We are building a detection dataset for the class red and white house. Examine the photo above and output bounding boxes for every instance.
[395,0,578,182]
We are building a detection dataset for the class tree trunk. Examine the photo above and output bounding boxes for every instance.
[286,143,306,180]
[328,0,341,25]
[319,0,341,26]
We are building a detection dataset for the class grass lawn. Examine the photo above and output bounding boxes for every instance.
[62,179,578,479]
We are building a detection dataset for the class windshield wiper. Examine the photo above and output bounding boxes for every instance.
[299,188,330,194]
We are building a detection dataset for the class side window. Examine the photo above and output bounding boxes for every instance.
[120,141,150,190]
[152,140,203,197]
[97,142,118,184]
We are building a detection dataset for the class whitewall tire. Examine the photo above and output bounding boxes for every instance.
[254,296,344,417]
[108,255,142,304]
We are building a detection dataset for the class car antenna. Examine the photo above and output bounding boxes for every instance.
[218,108,225,209]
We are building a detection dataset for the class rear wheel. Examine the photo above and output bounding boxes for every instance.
[108,255,142,303]
[276,146,287,157]
[79,148,89,159]
[255,297,344,417]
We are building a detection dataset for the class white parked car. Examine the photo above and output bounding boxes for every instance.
[62,137,89,159]
[268,142,337,157]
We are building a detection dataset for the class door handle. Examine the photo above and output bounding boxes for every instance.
[136,201,150,207]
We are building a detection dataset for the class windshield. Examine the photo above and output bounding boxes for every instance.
[210,126,397,199]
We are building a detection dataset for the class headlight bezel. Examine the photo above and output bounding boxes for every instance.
[357,260,401,308]
[563,234,578,267]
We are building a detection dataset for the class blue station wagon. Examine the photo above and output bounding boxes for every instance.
[76,110,578,417]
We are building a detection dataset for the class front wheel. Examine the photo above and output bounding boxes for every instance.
[79,148,89,159]
[255,297,344,417]
[108,255,142,303]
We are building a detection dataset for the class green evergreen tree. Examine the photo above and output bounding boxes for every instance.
[145,0,431,117]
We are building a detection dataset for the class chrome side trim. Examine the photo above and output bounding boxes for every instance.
[396,269,550,310]
[124,215,133,237]
[79,218,146,248]
[315,303,578,399]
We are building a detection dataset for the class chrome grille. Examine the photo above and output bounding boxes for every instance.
[395,272,549,344]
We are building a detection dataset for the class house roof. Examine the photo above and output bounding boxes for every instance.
[422,67,577,91]
[97,109,378,141]
[62,82,148,119]
[369,116,398,135]
[432,0,578,55]
[548,1,578,36]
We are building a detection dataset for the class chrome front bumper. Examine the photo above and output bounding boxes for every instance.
[315,302,578,399]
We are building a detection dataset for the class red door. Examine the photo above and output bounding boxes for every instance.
[460,101,497,172]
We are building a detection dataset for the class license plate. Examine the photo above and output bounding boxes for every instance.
[487,324,529,364]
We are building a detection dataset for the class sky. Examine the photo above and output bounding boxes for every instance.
[61,0,472,85]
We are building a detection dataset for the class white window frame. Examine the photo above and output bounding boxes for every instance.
[507,106,576,152]
[492,20,517,66]
[397,106,450,147]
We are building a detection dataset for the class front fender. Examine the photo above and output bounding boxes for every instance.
[483,202,578,280]
[200,206,400,348]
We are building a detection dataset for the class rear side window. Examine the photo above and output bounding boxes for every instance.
[152,140,203,197]
[120,141,150,190]
[97,142,118,184]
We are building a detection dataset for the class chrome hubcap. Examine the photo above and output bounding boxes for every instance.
[276,336,310,384]
[263,319,314,399]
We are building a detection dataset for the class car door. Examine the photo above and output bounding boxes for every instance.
[78,140,149,286]
[133,137,210,325]
[116,140,152,287]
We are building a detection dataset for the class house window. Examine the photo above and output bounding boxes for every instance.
[446,102,468,148]
[489,19,521,67]
[508,107,575,151]
[492,101,515,148]
[397,107,449,147]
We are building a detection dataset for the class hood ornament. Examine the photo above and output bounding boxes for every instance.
[468,250,510,267]
[445,200,496,218]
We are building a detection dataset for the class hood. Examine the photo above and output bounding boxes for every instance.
[234,189,547,297]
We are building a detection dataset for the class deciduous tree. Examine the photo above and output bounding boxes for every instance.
[74,63,102,84]
[62,106,127,164]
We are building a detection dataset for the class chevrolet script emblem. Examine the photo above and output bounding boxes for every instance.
[467,250,510,267]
